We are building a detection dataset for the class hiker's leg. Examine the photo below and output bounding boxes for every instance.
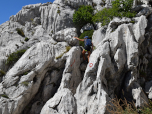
[82,50,86,61]
[87,51,91,62]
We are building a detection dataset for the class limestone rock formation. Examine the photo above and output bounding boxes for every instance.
[0,0,152,114]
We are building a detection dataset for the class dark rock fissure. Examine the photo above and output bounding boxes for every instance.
[22,67,64,114]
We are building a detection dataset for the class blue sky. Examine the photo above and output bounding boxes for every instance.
[0,0,54,25]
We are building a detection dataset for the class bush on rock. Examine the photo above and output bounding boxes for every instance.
[92,0,136,26]
[73,5,94,27]
[6,49,26,65]
[16,28,25,37]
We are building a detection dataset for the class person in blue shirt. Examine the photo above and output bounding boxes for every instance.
[74,36,93,63]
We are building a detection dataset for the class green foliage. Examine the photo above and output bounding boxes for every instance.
[55,53,64,59]
[66,46,71,52]
[57,9,60,14]
[6,49,26,65]
[51,30,53,34]
[73,5,94,27]
[16,28,25,37]
[79,30,94,46]
[20,41,24,44]
[24,37,29,42]
[24,72,28,75]
[141,100,152,114]
[21,81,29,87]
[56,46,71,59]
[1,94,9,99]
[92,0,136,26]
[0,70,5,77]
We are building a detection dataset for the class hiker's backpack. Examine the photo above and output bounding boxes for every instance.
[85,39,92,46]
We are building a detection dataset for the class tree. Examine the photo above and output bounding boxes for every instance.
[73,5,94,27]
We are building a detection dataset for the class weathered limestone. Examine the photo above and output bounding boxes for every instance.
[41,46,82,114]
[52,28,79,46]
[40,3,75,34]
[0,0,152,114]
[75,15,148,113]
[92,27,106,47]
[0,41,70,114]
[80,23,94,33]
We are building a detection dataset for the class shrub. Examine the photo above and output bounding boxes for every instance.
[73,5,94,27]
[79,30,94,46]
[24,37,29,42]
[92,0,136,26]
[16,28,25,37]
[57,9,60,14]
[1,94,9,99]
[6,49,26,65]
[0,70,5,77]
[107,97,152,114]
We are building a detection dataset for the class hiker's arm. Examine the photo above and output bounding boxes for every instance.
[74,37,84,41]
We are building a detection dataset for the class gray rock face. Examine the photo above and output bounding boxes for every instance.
[52,28,79,46]
[10,3,43,25]
[40,3,75,33]
[92,26,106,47]
[80,23,94,33]
[0,41,70,114]
[1,0,152,114]
[75,15,148,113]
[41,46,82,114]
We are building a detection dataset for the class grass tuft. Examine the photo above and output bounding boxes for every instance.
[56,46,71,59]
[6,49,26,65]
[21,81,29,87]
[16,28,25,37]
[24,37,29,42]
[0,70,5,77]
[106,97,152,114]
[1,94,9,99]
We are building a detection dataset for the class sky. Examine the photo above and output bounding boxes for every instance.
[0,0,54,25]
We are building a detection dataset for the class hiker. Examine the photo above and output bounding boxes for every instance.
[74,36,93,63]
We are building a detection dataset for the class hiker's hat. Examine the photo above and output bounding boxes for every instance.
[84,36,89,39]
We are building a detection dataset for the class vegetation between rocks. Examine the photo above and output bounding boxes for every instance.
[92,0,136,26]
[73,5,94,27]
[0,70,5,77]
[56,46,71,59]
[107,97,152,114]
[6,49,27,65]
[1,94,9,99]
[24,37,29,42]
[16,28,25,37]
[21,81,29,87]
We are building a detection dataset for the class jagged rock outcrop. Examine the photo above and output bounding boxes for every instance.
[1,0,152,114]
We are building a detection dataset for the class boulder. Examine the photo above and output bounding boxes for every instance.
[92,27,106,48]
[52,28,79,46]
[80,23,94,33]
